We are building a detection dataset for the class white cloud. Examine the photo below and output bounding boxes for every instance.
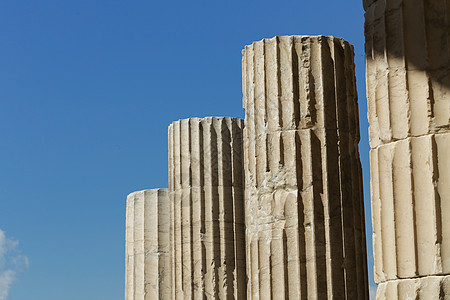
[369,284,378,300]
[0,229,28,300]
[0,270,15,300]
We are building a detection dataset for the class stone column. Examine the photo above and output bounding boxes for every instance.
[168,117,246,299]
[125,189,170,300]
[242,35,369,299]
[365,0,450,298]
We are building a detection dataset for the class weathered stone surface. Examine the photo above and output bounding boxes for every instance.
[370,133,450,283]
[242,35,368,299]
[365,0,450,148]
[376,275,450,299]
[125,189,170,300]
[168,117,246,299]
[365,1,450,298]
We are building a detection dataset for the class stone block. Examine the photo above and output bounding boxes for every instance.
[376,275,450,300]
[370,133,450,283]
[364,0,450,147]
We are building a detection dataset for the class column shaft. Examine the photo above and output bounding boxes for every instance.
[365,0,450,297]
[125,189,170,300]
[242,35,369,299]
[168,117,247,299]
[364,0,450,299]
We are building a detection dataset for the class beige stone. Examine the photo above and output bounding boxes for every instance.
[365,0,450,298]
[365,0,450,148]
[242,35,368,299]
[125,189,170,300]
[168,117,246,299]
[376,275,450,300]
[370,133,450,283]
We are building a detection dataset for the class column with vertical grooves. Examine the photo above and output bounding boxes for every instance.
[242,35,369,299]
[168,117,247,299]
[364,0,450,148]
[365,0,450,298]
[370,134,450,283]
[125,189,171,300]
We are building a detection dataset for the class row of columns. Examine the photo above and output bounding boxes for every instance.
[125,7,450,296]
[125,35,369,299]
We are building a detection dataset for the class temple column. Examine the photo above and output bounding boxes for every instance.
[125,189,171,300]
[242,35,369,299]
[364,0,450,298]
[168,117,247,299]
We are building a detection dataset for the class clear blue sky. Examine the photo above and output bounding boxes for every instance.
[0,1,374,299]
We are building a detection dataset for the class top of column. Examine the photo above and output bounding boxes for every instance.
[242,35,360,138]
[168,117,244,191]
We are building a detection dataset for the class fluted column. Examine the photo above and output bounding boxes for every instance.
[365,0,450,298]
[125,189,170,300]
[168,117,246,299]
[242,35,369,299]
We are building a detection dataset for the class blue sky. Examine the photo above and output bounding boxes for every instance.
[0,0,374,299]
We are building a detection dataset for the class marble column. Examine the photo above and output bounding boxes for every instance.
[365,0,450,298]
[242,35,369,299]
[125,189,170,300]
[168,117,247,299]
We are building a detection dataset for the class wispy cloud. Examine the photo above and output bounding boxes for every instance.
[0,229,28,300]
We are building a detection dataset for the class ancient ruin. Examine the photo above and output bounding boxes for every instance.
[125,3,450,297]
[125,34,371,299]
[365,0,450,298]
